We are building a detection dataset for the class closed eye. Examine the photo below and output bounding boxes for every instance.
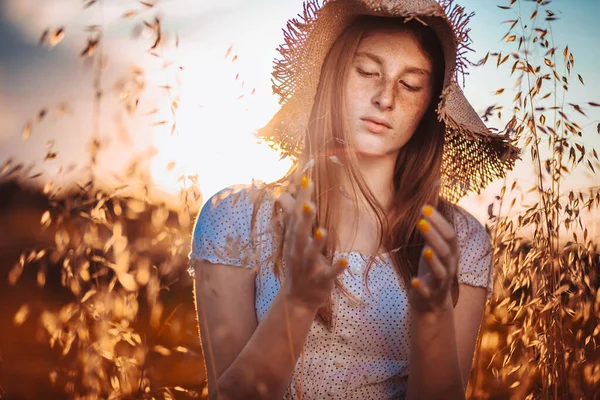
[357,68,378,78]
[400,81,420,92]
[357,67,422,92]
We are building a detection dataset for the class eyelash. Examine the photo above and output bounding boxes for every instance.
[356,68,419,92]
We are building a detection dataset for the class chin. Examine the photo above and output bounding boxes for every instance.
[352,137,394,158]
[353,146,392,158]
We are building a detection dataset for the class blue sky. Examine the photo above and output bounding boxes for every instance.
[0,0,598,228]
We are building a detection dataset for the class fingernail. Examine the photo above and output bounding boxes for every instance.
[314,227,324,240]
[422,205,433,217]
[424,248,434,261]
[303,201,312,214]
[417,219,430,232]
[338,258,349,268]
[411,278,421,288]
[301,175,309,189]
[273,186,284,198]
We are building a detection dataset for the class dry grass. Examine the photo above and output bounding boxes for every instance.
[5,1,204,398]
[2,0,599,399]
[468,1,600,398]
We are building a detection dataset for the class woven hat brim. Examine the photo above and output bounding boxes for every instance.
[257,82,520,202]
[255,0,521,202]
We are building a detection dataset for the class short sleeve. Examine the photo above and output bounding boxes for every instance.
[187,185,260,277]
[453,206,494,300]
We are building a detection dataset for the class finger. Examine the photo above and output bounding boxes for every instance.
[324,257,349,280]
[292,200,316,256]
[422,247,447,282]
[417,217,454,268]
[305,226,327,265]
[294,175,314,218]
[276,192,297,252]
[291,175,315,256]
[275,192,295,221]
[410,276,431,298]
[421,204,458,255]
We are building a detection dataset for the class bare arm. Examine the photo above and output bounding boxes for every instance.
[405,205,489,399]
[194,175,346,400]
[406,284,485,400]
[453,284,487,389]
[194,260,320,400]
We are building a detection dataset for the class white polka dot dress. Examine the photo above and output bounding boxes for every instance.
[188,184,494,399]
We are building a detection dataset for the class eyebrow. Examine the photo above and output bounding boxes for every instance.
[355,51,431,76]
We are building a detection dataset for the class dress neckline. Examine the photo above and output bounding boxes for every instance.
[334,250,391,259]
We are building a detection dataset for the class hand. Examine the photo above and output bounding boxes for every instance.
[274,175,349,311]
[408,204,459,314]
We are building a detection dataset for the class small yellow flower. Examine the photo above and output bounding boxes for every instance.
[338,258,349,268]
[303,202,312,214]
[423,248,434,261]
[422,205,434,217]
[301,175,310,189]
[418,219,430,232]
[314,227,324,240]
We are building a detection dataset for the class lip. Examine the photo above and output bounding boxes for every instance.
[361,117,391,133]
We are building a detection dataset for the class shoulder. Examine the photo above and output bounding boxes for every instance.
[195,181,278,240]
[189,181,277,269]
[199,181,275,221]
[447,204,494,297]
[446,203,493,268]
[447,203,490,247]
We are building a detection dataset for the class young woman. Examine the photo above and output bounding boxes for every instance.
[188,1,519,399]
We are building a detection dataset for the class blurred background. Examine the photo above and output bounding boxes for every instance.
[1,0,599,398]
[1,0,599,211]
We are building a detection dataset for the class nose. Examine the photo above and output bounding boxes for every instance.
[372,79,396,111]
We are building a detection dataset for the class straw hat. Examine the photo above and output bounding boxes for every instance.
[255,0,520,202]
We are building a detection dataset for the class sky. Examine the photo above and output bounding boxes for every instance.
[0,0,599,236]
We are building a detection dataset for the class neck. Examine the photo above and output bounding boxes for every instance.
[339,152,396,215]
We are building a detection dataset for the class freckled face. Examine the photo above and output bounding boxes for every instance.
[344,28,435,158]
